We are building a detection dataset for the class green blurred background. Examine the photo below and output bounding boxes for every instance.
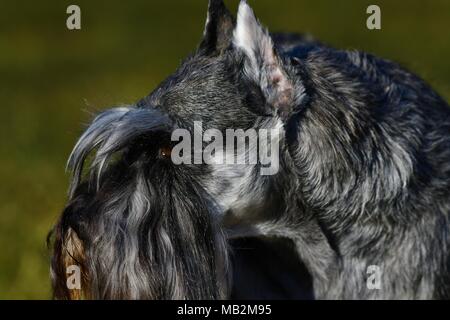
[0,0,448,299]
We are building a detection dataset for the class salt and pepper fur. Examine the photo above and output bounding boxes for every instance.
[50,0,450,299]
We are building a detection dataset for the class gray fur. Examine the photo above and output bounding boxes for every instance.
[50,0,450,300]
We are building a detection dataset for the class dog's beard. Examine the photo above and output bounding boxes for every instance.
[49,107,230,300]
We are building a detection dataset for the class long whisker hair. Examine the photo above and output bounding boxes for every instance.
[49,106,230,299]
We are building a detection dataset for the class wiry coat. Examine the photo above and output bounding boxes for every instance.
[49,0,450,299]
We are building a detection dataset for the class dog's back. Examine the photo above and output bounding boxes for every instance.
[272,32,450,299]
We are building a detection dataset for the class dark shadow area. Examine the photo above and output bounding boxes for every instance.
[230,237,314,300]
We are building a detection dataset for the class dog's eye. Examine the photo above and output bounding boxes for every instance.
[158,146,172,159]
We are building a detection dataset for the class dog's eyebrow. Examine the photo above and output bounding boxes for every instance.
[67,106,173,196]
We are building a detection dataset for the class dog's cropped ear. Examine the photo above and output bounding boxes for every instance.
[233,1,300,119]
[198,0,235,55]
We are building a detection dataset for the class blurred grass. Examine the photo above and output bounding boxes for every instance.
[0,0,448,299]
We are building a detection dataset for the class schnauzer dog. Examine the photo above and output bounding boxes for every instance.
[49,0,450,299]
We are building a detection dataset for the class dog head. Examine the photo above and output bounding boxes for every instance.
[50,0,305,299]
